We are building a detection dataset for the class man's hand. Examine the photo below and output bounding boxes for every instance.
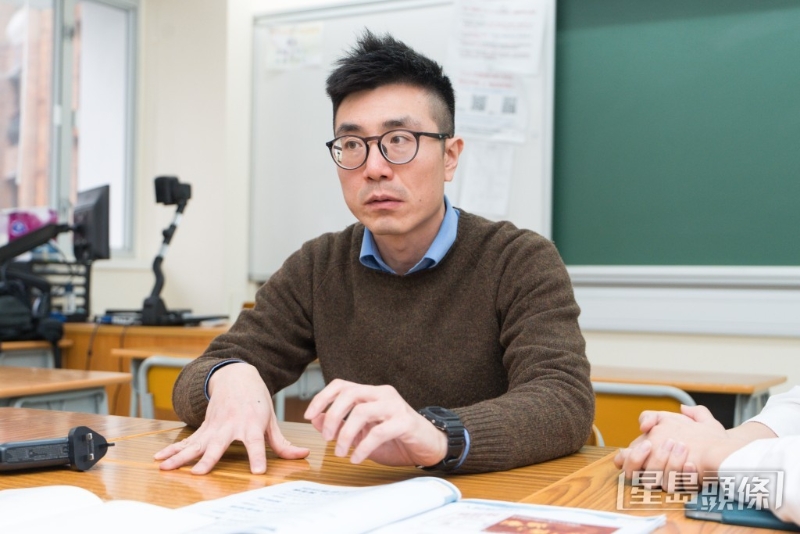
[154,363,309,475]
[304,379,448,467]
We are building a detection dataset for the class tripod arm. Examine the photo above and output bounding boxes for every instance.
[148,199,187,299]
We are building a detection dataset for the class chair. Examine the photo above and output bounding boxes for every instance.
[137,355,286,421]
[0,341,55,368]
[592,381,696,448]
[585,424,605,447]
[137,356,194,419]
[10,389,109,414]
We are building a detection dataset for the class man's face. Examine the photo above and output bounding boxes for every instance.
[333,83,462,249]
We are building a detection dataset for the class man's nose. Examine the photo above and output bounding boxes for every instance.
[363,141,392,180]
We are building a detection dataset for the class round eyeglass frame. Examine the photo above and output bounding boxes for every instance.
[325,129,453,170]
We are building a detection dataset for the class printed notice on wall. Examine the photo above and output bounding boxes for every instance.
[454,71,528,143]
[264,22,324,71]
[451,0,547,75]
[458,141,514,218]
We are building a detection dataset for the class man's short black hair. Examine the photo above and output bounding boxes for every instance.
[326,30,455,134]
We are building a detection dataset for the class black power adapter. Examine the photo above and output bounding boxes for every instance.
[0,426,114,472]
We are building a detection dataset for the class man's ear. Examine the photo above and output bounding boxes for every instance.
[443,136,464,183]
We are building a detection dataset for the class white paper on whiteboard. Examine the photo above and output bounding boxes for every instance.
[451,0,548,75]
[457,140,514,218]
[265,22,324,71]
[454,71,528,143]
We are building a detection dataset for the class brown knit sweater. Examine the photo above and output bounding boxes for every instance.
[173,211,594,473]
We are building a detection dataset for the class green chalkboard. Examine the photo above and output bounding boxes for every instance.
[552,0,800,266]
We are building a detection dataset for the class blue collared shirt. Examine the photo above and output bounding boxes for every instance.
[359,195,460,275]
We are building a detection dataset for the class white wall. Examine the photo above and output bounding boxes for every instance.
[93,0,248,318]
[91,0,354,318]
[92,0,799,392]
[585,331,799,395]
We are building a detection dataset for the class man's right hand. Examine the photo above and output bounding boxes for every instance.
[153,362,310,475]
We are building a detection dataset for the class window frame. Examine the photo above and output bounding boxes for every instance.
[51,0,138,257]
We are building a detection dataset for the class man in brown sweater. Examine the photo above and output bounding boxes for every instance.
[156,31,593,475]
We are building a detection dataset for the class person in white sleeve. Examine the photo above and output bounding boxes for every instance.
[614,386,800,524]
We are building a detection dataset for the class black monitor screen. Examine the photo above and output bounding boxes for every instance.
[73,185,110,261]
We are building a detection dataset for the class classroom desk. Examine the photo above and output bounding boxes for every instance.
[521,453,787,533]
[0,408,610,505]
[0,339,74,368]
[4,408,786,532]
[0,367,130,414]
[591,365,787,427]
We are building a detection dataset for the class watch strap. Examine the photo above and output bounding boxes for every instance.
[417,406,467,471]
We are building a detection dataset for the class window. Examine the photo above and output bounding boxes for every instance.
[0,0,136,255]
[0,1,53,210]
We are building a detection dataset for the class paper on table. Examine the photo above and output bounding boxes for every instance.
[182,477,461,534]
[371,499,666,534]
[0,486,213,534]
[0,486,100,529]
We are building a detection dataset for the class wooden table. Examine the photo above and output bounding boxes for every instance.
[591,365,787,427]
[0,408,609,504]
[0,367,130,414]
[0,339,74,368]
[521,453,787,533]
[0,408,790,532]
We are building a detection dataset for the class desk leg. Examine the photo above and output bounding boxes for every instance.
[129,358,143,418]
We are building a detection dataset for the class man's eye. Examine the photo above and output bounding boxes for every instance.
[388,134,412,145]
[343,139,363,150]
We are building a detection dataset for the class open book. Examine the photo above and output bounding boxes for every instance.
[181,477,665,533]
[1,478,665,534]
[0,485,213,534]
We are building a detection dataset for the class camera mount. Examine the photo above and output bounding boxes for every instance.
[141,176,192,326]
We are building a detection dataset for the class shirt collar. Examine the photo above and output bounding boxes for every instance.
[360,195,460,275]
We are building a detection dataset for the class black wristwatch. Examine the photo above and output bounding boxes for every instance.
[417,406,467,471]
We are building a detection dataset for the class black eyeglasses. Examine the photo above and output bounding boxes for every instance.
[325,129,452,170]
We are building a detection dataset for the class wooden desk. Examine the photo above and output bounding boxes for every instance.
[0,367,130,414]
[0,408,609,505]
[62,323,228,415]
[6,408,788,532]
[0,339,74,368]
[591,365,787,427]
[521,453,787,533]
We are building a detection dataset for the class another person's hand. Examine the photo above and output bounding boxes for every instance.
[614,405,775,491]
[154,363,309,475]
[304,379,448,467]
[614,405,721,489]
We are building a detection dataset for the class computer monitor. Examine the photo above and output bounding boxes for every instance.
[72,185,110,261]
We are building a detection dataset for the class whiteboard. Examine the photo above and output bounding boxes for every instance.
[250,0,555,281]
